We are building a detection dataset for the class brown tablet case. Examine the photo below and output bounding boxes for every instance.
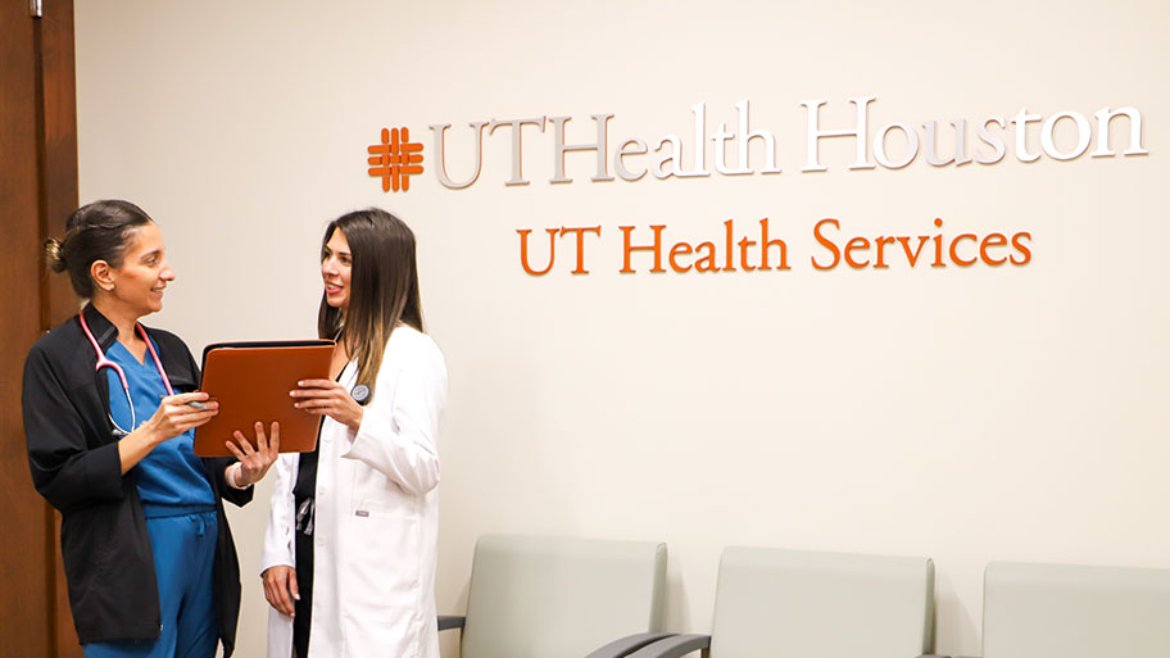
[193,340,334,457]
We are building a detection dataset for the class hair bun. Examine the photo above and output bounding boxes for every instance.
[44,238,68,273]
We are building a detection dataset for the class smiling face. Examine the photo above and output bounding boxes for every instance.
[101,221,174,318]
[321,228,353,311]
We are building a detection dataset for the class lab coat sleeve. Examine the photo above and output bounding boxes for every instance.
[23,342,124,512]
[342,336,446,496]
[260,453,298,572]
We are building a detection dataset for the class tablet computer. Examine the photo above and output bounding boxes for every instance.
[193,339,334,457]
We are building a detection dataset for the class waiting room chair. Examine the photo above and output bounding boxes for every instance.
[621,546,935,658]
[980,561,1170,658]
[439,534,669,658]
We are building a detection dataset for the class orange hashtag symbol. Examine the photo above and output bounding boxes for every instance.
[368,127,424,192]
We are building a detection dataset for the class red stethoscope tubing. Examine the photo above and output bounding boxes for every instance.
[78,312,174,434]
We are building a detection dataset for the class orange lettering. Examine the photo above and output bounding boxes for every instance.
[737,237,757,271]
[1010,232,1032,265]
[759,218,789,271]
[723,220,736,272]
[949,234,978,266]
[844,237,871,269]
[812,218,840,270]
[620,225,666,273]
[559,226,601,274]
[980,233,1008,266]
[897,236,930,267]
[874,237,896,269]
[517,228,559,275]
[694,242,718,272]
[931,218,946,268]
[669,241,694,273]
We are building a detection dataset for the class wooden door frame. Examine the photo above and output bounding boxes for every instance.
[1,0,80,656]
[37,2,81,654]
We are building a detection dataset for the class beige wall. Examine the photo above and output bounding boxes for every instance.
[74,1,1170,656]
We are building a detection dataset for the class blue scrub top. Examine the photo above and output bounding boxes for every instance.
[106,340,216,518]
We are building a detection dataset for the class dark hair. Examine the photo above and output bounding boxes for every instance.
[45,199,153,298]
[318,208,424,393]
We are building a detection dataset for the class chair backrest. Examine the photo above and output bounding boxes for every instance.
[983,561,1170,658]
[709,547,934,658]
[460,534,667,658]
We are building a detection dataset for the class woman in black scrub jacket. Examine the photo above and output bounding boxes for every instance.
[22,199,279,658]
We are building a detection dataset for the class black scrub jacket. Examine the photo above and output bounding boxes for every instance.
[22,304,252,655]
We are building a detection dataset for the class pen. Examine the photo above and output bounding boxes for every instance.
[161,394,210,411]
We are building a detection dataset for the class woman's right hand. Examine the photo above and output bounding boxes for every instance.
[120,392,218,474]
[142,391,219,444]
[262,565,299,617]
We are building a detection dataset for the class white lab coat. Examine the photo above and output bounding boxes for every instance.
[261,326,446,658]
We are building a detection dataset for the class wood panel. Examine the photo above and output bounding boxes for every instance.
[1,1,80,656]
[39,0,80,326]
[37,2,81,656]
[0,0,53,654]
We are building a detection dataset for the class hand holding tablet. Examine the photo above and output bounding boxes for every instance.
[193,340,335,457]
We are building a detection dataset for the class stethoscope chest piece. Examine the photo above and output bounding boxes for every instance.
[351,384,370,406]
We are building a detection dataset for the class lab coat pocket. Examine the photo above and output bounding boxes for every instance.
[344,508,421,612]
[351,460,412,506]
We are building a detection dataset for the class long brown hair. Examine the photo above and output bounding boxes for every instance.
[317,208,424,393]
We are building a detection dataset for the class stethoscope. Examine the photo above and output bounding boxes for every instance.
[79,312,174,437]
[332,328,371,406]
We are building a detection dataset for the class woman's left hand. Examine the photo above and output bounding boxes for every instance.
[291,379,364,431]
[226,421,281,487]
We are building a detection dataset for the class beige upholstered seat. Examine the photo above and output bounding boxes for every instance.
[983,561,1170,658]
[626,546,935,658]
[441,534,667,658]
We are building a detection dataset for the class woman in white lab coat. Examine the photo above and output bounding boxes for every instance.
[260,208,447,658]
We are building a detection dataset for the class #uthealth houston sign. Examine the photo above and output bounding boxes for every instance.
[365,96,1147,276]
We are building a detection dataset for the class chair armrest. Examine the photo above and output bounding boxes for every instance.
[437,615,465,631]
[626,634,711,658]
[584,632,678,658]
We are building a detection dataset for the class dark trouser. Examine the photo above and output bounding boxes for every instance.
[293,527,314,658]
